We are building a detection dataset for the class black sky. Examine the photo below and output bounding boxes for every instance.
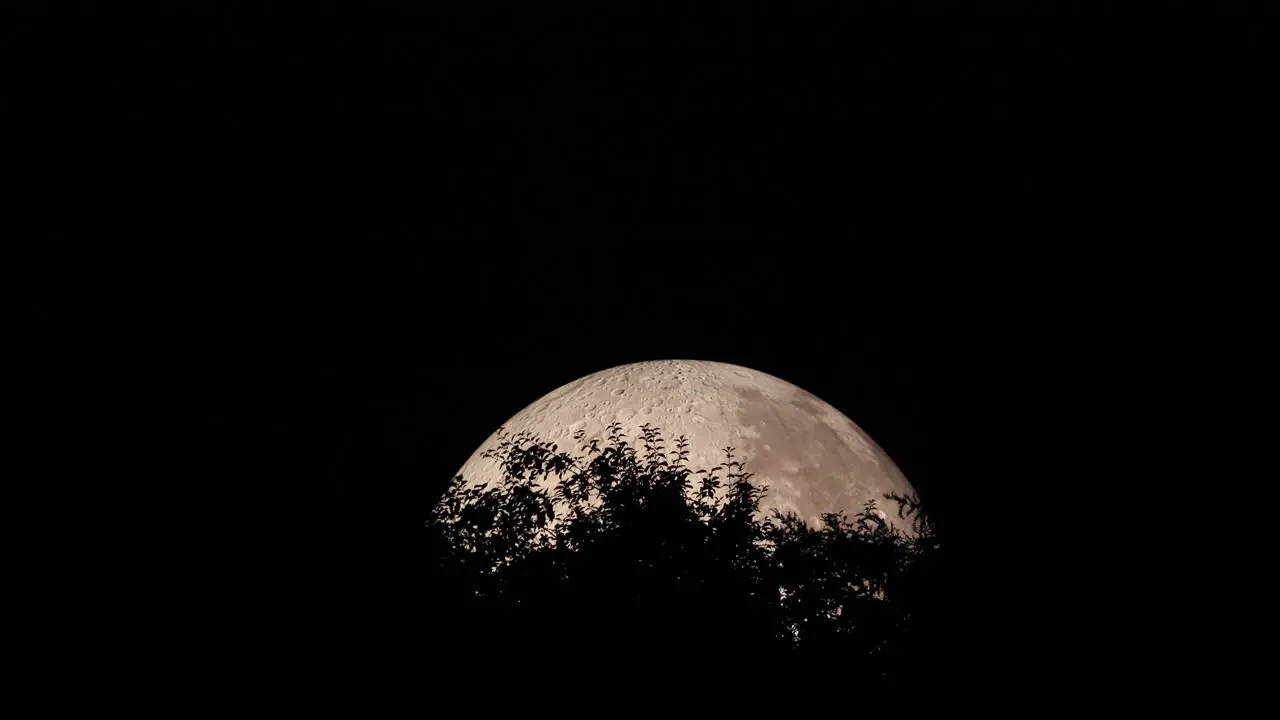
[8,3,1272,697]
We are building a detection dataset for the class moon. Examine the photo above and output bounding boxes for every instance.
[455,359,916,531]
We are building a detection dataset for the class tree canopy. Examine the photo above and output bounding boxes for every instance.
[424,422,942,691]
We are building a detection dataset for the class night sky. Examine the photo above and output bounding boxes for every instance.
[9,4,1270,698]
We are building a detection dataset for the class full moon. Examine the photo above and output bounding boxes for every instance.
[455,359,916,531]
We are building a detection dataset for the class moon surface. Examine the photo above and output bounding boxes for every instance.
[455,359,916,531]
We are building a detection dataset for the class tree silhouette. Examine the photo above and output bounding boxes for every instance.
[424,422,942,691]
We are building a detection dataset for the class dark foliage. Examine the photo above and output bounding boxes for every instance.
[425,423,941,692]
